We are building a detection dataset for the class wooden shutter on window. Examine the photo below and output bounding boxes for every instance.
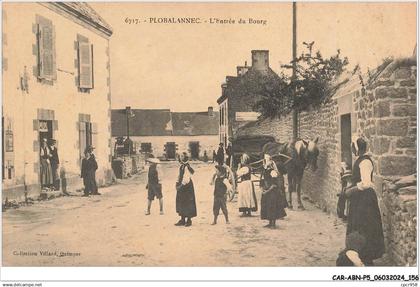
[92,122,98,150]
[79,122,87,161]
[38,22,56,80]
[78,42,93,89]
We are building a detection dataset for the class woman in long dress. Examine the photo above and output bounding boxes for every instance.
[40,138,53,189]
[175,153,197,227]
[345,137,384,265]
[237,153,258,216]
[260,154,287,228]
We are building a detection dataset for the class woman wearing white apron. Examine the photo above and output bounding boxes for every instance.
[237,154,258,216]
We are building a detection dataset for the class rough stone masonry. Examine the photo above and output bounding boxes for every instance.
[236,57,417,266]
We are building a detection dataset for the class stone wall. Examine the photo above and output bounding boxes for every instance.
[382,174,417,266]
[236,58,417,265]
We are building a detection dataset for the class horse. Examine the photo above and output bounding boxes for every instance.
[261,137,319,210]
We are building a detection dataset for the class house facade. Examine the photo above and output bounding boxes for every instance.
[217,50,282,147]
[111,107,219,160]
[2,3,114,201]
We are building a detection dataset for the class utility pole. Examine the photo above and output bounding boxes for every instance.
[126,106,131,140]
[292,1,298,141]
[126,106,131,157]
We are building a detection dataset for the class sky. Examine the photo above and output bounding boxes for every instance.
[91,2,416,112]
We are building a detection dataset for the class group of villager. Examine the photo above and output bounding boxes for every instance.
[139,135,385,265]
[40,138,100,197]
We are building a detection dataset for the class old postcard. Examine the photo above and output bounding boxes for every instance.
[1,1,417,271]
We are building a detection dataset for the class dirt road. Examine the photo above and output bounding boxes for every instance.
[3,162,347,266]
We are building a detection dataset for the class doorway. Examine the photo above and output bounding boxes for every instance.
[340,114,352,169]
[189,141,200,160]
[39,120,53,145]
[165,142,176,159]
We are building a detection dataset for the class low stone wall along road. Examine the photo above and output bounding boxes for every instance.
[4,161,372,266]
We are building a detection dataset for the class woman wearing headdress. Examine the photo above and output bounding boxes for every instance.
[40,138,53,189]
[345,136,384,265]
[260,154,287,228]
[237,153,258,217]
[175,152,197,227]
[48,139,60,190]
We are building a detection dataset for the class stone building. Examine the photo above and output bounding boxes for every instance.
[111,107,219,160]
[217,50,282,147]
[236,57,417,266]
[2,3,114,201]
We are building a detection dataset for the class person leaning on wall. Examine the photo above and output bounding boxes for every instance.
[344,136,385,266]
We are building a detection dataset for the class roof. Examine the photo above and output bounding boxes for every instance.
[217,67,280,104]
[171,112,219,136]
[46,2,113,37]
[112,109,172,137]
[111,109,219,137]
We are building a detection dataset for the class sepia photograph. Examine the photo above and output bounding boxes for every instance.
[1,0,417,275]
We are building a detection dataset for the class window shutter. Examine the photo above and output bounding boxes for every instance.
[78,41,93,89]
[79,122,87,160]
[92,122,98,151]
[38,22,55,80]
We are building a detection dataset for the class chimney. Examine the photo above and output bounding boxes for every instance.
[221,83,227,96]
[208,106,214,116]
[251,50,269,71]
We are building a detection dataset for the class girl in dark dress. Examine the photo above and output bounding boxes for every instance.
[260,154,287,228]
[345,137,385,265]
[175,153,197,227]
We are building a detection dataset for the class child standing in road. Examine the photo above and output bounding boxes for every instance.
[145,157,163,215]
[210,164,230,225]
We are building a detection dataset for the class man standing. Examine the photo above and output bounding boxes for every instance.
[81,146,100,196]
[49,139,60,191]
[175,152,197,227]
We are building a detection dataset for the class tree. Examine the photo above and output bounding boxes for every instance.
[254,42,349,118]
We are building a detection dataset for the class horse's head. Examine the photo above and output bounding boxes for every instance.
[302,137,319,171]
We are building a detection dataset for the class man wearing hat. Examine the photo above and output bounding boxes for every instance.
[48,139,60,191]
[81,146,100,196]
[145,156,163,215]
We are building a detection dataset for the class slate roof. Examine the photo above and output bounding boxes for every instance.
[111,109,219,137]
[111,109,172,137]
[171,112,219,136]
[50,2,113,36]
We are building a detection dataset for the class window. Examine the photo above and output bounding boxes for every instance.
[79,120,97,161]
[141,143,152,153]
[77,35,94,90]
[36,16,56,81]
